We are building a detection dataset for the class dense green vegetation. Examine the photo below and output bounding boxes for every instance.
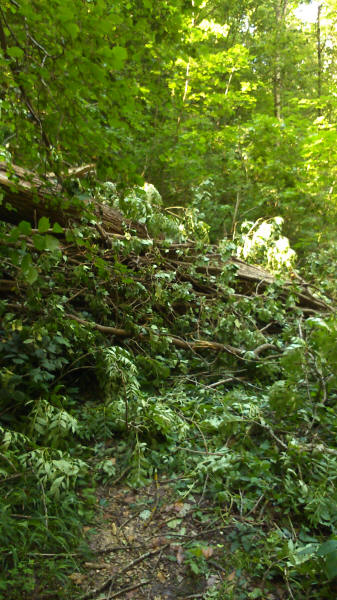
[1,0,337,598]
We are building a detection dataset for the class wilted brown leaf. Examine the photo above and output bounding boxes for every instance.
[176,545,185,565]
[173,502,184,512]
[68,572,87,585]
[201,546,214,559]
[111,522,118,535]
[152,536,168,547]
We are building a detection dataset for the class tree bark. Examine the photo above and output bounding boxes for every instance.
[317,3,322,115]
[0,162,147,236]
[273,0,287,121]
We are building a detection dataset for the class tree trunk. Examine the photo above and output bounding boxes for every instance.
[273,0,287,121]
[317,3,322,115]
[0,162,147,236]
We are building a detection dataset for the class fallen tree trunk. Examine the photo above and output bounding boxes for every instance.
[0,161,330,313]
[0,162,147,236]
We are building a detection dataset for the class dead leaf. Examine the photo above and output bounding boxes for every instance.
[174,501,184,513]
[227,570,236,581]
[68,572,87,585]
[124,495,135,504]
[176,545,185,565]
[201,546,214,559]
[152,536,168,547]
[111,522,118,535]
[207,575,220,587]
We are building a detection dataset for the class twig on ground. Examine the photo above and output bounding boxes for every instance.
[110,465,131,486]
[93,545,143,555]
[104,579,152,599]
[208,559,227,573]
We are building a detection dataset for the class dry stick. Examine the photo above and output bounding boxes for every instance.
[110,465,131,486]
[208,559,227,574]
[247,494,265,516]
[174,447,228,457]
[119,509,141,530]
[93,545,144,555]
[153,525,231,541]
[0,473,22,484]
[146,544,166,600]
[65,314,281,363]
[206,377,238,388]
[65,313,243,357]
[104,579,152,600]
[79,545,169,600]
[65,313,129,338]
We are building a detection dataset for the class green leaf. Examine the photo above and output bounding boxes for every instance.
[38,217,50,233]
[326,552,337,580]
[7,46,24,59]
[50,475,65,497]
[317,540,337,557]
[18,221,32,235]
[21,254,38,285]
[111,46,128,70]
[189,561,200,574]
[45,234,60,251]
[33,235,46,251]
[64,22,79,39]
[167,519,182,529]
[52,223,64,233]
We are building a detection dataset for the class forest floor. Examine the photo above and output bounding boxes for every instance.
[76,481,223,600]
[74,479,286,600]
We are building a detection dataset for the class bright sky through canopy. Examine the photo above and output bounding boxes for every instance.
[294,1,319,23]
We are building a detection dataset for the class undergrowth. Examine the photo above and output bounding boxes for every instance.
[1,181,337,599]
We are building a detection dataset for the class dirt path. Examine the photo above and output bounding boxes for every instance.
[72,480,228,600]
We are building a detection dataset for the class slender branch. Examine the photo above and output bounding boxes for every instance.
[104,580,151,599]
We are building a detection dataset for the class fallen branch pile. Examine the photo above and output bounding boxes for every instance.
[0,161,331,361]
[0,162,328,307]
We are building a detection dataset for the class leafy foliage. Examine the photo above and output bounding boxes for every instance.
[1,0,337,598]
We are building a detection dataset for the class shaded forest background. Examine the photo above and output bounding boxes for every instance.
[2,0,337,250]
